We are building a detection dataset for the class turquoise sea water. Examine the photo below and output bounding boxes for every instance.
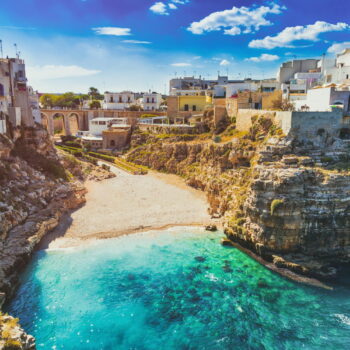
[7,228,350,350]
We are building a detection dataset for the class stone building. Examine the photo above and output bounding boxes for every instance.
[0,57,37,130]
[226,90,282,117]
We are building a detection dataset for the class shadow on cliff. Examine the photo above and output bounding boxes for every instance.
[37,212,75,250]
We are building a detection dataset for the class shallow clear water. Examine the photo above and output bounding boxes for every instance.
[7,228,350,350]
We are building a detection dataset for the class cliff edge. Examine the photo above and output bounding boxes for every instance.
[126,117,350,281]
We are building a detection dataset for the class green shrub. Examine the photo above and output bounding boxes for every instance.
[64,141,82,148]
[88,152,115,163]
[213,136,221,143]
[270,199,284,215]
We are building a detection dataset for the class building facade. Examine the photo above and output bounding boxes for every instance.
[0,57,37,130]
[103,91,136,110]
[142,92,162,111]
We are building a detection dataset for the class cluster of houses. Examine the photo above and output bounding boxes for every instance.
[167,48,350,122]
[1,46,350,151]
[83,91,165,112]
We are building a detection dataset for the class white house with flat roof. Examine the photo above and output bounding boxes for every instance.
[294,86,350,112]
[323,49,350,85]
[142,92,162,111]
[103,92,135,110]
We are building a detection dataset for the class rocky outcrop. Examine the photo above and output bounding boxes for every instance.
[0,312,35,350]
[0,126,114,349]
[126,117,350,280]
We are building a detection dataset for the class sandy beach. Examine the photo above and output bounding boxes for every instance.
[45,166,215,248]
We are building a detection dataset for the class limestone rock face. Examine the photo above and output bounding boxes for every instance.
[0,313,35,350]
[0,126,114,348]
[126,128,350,279]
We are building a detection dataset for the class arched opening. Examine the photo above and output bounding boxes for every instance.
[110,140,115,147]
[52,113,66,136]
[339,128,350,140]
[68,113,79,136]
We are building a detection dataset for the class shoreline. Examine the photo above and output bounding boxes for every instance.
[43,166,217,249]
[38,164,333,290]
[226,240,333,290]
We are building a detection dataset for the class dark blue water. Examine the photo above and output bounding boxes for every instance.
[7,228,350,349]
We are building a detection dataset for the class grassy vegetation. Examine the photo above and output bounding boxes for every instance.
[0,313,22,349]
[270,199,284,215]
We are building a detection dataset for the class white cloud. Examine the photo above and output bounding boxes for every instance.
[187,3,284,35]
[220,59,231,66]
[27,65,100,80]
[327,41,350,54]
[245,54,280,62]
[249,21,350,49]
[92,27,131,36]
[150,2,169,15]
[122,40,152,44]
[150,0,188,15]
[171,62,191,67]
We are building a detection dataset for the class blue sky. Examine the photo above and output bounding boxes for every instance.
[0,0,349,93]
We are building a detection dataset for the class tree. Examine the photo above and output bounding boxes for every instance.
[89,100,101,109]
[271,98,295,111]
[40,94,54,108]
[88,87,103,100]
[129,104,142,111]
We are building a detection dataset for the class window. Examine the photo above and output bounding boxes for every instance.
[147,98,150,103]
[192,105,196,111]
[110,96,114,102]
[0,84,4,97]
[110,140,115,147]
[128,96,131,102]
[119,96,122,103]
[184,104,189,111]
[347,74,349,80]
[152,98,155,103]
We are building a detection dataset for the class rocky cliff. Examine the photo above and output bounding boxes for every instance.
[0,125,113,349]
[126,118,350,281]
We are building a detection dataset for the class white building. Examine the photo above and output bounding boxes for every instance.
[28,86,41,124]
[103,91,135,110]
[323,49,350,84]
[294,86,350,112]
[142,92,162,111]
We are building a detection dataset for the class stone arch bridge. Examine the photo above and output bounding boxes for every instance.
[40,109,89,136]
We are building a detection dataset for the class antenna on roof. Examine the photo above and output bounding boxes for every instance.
[14,43,19,58]
[0,40,3,58]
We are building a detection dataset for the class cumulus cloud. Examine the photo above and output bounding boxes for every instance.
[249,21,350,49]
[122,40,152,44]
[171,62,191,67]
[150,2,168,15]
[150,0,189,15]
[187,3,284,35]
[245,54,280,62]
[92,27,131,36]
[327,41,350,54]
[220,59,231,66]
[27,65,100,80]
